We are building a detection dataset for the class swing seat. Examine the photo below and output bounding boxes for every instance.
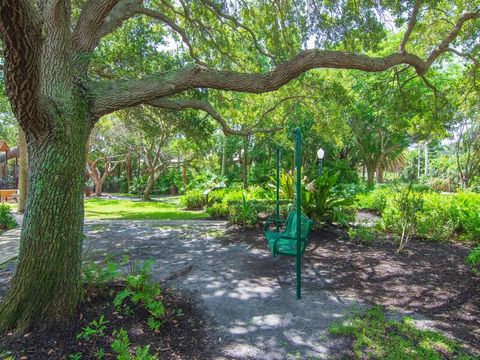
[264,210,313,257]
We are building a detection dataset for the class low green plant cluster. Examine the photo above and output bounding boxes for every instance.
[357,188,480,243]
[182,185,279,228]
[466,246,480,274]
[183,172,355,228]
[329,306,475,359]
[75,258,168,359]
[0,203,16,231]
[348,225,377,243]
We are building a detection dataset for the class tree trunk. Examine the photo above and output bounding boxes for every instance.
[94,179,104,197]
[376,165,384,183]
[125,154,132,193]
[366,164,376,187]
[143,172,155,201]
[0,123,89,332]
[17,128,28,213]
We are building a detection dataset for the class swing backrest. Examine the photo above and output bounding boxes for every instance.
[284,210,313,239]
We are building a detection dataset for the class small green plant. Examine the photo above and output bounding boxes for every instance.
[206,202,229,218]
[329,306,473,359]
[466,247,480,274]
[114,260,166,330]
[94,347,106,359]
[348,225,376,243]
[82,259,120,290]
[76,315,109,341]
[0,203,16,230]
[302,171,355,226]
[69,352,82,360]
[229,192,259,228]
[111,329,157,360]
[181,190,206,209]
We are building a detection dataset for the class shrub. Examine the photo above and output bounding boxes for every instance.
[181,190,206,210]
[355,187,392,213]
[0,203,16,230]
[348,225,376,243]
[302,171,355,226]
[229,192,260,228]
[362,188,480,244]
[466,247,480,274]
[456,192,480,242]
[206,202,229,218]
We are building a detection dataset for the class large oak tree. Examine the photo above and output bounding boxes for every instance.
[0,0,478,332]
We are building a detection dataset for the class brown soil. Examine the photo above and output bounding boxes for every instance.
[0,284,212,359]
[221,225,480,352]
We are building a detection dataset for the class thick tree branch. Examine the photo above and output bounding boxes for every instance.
[73,0,120,52]
[92,50,428,116]
[425,10,480,67]
[97,0,142,42]
[0,0,45,133]
[147,98,281,136]
[399,0,421,52]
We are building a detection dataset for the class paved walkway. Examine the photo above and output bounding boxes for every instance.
[83,220,357,359]
[0,219,441,359]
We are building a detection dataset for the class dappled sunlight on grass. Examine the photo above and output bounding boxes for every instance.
[84,197,208,220]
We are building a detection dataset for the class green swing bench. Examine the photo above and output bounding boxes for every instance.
[263,210,313,257]
[262,128,313,299]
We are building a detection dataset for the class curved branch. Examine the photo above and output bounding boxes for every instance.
[136,6,204,65]
[399,0,421,52]
[73,0,120,52]
[425,10,480,67]
[147,98,281,136]
[92,50,427,116]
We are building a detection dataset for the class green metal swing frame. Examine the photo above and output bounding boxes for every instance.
[263,128,313,299]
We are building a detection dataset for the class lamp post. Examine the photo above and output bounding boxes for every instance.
[317,148,324,176]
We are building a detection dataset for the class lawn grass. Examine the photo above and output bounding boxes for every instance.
[84,197,208,220]
[329,306,475,359]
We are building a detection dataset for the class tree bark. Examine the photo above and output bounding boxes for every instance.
[94,179,104,197]
[143,172,155,201]
[366,164,376,187]
[17,128,28,213]
[376,164,384,183]
[0,127,89,332]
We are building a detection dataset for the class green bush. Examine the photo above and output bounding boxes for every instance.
[229,192,260,228]
[355,187,392,213]
[302,171,355,226]
[206,202,229,218]
[456,192,480,242]
[0,204,16,230]
[361,188,480,243]
[466,247,480,273]
[181,190,206,210]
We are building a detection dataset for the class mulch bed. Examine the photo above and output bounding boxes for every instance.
[0,284,212,359]
[221,225,480,353]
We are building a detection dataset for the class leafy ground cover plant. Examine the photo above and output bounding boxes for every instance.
[466,246,480,274]
[358,188,480,244]
[303,171,355,227]
[0,204,16,231]
[0,258,211,359]
[329,306,475,359]
[181,189,206,210]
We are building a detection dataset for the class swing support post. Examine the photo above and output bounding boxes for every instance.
[295,128,302,299]
[275,147,280,230]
